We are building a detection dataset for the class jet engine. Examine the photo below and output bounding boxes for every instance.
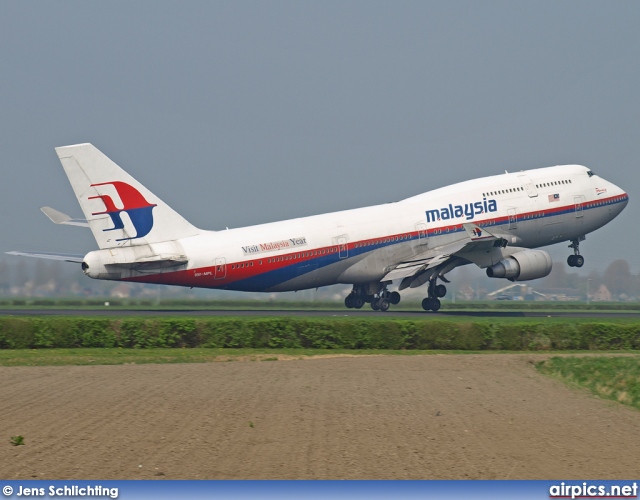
[486,250,552,281]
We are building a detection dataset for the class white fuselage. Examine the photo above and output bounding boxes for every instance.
[93,164,626,292]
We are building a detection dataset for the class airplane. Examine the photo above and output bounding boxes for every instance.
[8,143,629,312]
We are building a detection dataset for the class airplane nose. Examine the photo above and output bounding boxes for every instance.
[609,181,629,213]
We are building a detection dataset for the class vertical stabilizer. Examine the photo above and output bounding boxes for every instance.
[56,143,201,249]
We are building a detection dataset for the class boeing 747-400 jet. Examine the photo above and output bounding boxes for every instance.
[9,144,628,311]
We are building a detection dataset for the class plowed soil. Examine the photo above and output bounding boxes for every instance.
[1,355,638,479]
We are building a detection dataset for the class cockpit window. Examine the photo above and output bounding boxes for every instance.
[587,170,595,177]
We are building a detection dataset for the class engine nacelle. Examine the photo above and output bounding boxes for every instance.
[486,250,552,281]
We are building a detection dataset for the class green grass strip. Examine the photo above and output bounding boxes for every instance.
[537,356,640,411]
[0,347,471,367]
[1,348,635,367]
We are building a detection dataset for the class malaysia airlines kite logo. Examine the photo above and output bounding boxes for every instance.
[472,227,483,238]
[89,181,157,241]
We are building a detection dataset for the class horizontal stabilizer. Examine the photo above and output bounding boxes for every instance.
[6,251,84,263]
[41,206,89,227]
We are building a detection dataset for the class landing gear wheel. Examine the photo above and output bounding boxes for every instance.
[353,296,365,309]
[378,298,390,312]
[389,291,401,305]
[567,255,584,267]
[568,237,585,268]
[345,295,355,308]
[371,299,380,311]
[435,284,447,298]
[421,297,441,312]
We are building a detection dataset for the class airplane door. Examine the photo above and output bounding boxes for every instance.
[214,258,226,279]
[337,236,348,259]
[508,208,518,229]
[574,196,585,218]
[416,222,428,246]
[518,175,538,198]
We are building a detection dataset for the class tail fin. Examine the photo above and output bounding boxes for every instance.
[56,143,201,249]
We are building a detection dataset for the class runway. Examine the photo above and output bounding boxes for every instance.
[1,308,638,318]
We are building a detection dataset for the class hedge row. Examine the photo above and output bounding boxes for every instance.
[3,299,640,311]
[1,317,640,350]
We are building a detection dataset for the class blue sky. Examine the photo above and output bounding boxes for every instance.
[1,1,638,276]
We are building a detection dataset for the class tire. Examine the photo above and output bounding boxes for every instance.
[378,298,390,312]
[422,297,441,312]
[389,291,401,305]
[344,295,354,308]
[354,296,365,309]
[567,255,576,267]
[435,284,447,298]
[371,299,380,311]
[575,255,584,268]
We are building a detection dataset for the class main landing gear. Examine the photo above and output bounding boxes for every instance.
[421,278,447,312]
[567,237,585,268]
[345,276,448,313]
[344,285,401,312]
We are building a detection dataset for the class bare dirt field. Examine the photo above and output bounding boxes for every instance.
[1,354,639,479]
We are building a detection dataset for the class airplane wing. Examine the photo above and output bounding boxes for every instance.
[382,223,507,286]
[382,255,450,282]
[5,251,85,263]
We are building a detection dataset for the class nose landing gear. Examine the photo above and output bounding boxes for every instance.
[567,237,585,268]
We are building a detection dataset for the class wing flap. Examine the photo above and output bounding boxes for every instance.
[382,262,426,281]
[382,253,454,282]
[383,223,507,285]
